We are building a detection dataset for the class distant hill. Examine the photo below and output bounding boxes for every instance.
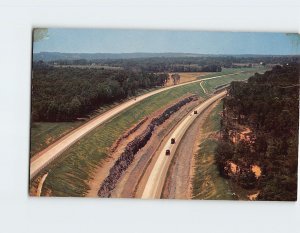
[32,52,208,61]
[33,52,299,63]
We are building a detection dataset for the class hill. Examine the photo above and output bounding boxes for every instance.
[216,64,299,201]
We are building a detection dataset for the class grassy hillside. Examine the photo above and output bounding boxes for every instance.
[30,122,82,157]
[192,101,234,200]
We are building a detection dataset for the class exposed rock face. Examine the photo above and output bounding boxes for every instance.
[98,95,197,197]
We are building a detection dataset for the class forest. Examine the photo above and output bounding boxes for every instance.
[48,58,223,72]
[35,52,300,67]
[31,63,168,121]
[39,54,300,72]
[216,63,299,201]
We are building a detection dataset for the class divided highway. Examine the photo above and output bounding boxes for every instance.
[30,73,236,180]
[141,91,227,199]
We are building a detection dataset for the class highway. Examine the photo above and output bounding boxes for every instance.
[30,73,237,180]
[141,91,226,199]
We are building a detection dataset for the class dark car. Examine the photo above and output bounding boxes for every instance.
[171,138,175,144]
[165,149,171,156]
[194,110,198,114]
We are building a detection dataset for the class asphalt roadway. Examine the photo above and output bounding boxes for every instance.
[141,91,226,199]
[30,73,236,180]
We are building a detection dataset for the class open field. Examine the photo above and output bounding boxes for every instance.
[202,71,262,93]
[199,67,267,79]
[31,69,260,197]
[177,72,206,82]
[192,101,233,200]
[165,67,266,87]
[165,72,207,86]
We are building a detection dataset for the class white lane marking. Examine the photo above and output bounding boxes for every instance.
[141,91,226,199]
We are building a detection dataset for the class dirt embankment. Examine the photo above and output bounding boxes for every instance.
[162,101,218,199]
[221,111,262,200]
[98,95,198,197]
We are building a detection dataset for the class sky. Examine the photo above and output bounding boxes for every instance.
[33,28,300,55]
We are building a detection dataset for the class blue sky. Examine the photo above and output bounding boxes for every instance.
[33,28,300,55]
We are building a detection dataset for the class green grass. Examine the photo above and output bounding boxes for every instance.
[30,122,82,157]
[202,101,223,133]
[198,67,268,94]
[35,68,262,197]
[198,67,266,80]
[192,101,234,200]
[202,72,256,93]
[40,82,206,196]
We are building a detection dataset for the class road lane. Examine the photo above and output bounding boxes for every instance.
[30,73,237,180]
[141,91,226,199]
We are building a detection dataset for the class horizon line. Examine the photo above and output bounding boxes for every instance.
[33,51,300,56]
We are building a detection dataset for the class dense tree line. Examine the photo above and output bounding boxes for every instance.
[36,52,300,66]
[44,55,299,71]
[31,64,168,121]
[48,58,223,72]
[216,64,299,201]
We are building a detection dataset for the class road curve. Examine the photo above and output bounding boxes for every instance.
[30,73,236,180]
[141,91,226,199]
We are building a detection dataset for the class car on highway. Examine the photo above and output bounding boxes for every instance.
[165,149,170,156]
[194,110,198,114]
[171,138,175,144]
